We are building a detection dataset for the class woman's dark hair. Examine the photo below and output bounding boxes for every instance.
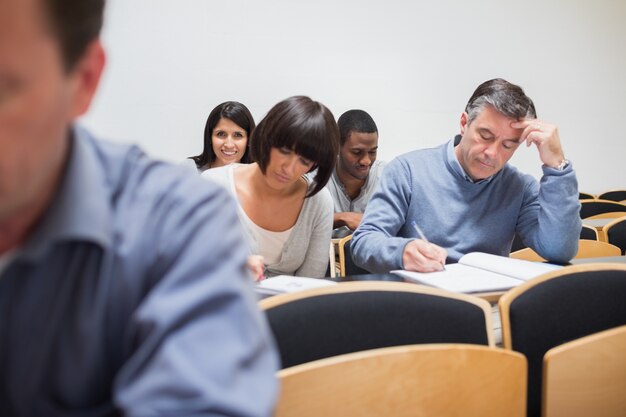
[42,0,106,71]
[249,96,339,197]
[189,101,255,169]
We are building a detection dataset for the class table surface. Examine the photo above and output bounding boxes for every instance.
[570,255,626,264]
[583,218,622,228]
[334,273,505,303]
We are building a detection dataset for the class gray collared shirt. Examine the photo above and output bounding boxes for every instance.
[326,159,387,213]
[0,126,278,416]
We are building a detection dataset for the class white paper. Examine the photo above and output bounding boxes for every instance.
[257,275,337,295]
[458,252,561,281]
[391,252,562,293]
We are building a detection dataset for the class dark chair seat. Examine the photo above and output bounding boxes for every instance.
[261,281,494,368]
[598,190,626,203]
[580,199,626,219]
[499,264,626,417]
[604,217,626,255]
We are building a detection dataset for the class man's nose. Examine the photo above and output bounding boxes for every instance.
[484,142,499,159]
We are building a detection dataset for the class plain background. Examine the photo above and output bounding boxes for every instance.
[81,0,626,194]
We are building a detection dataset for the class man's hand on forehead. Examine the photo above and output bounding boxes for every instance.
[510,118,565,168]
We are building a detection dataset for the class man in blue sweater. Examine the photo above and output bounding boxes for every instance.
[352,78,581,273]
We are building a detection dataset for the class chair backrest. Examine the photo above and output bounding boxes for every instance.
[542,324,626,417]
[260,281,494,368]
[511,233,526,252]
[604,217,626,255]
[511,227,597,254]
[336,234,369,276]
[580,199,626,219]
[578,192,595,200]
[499,264,626,417]
[510,239,621,261]
[584,212,626,220]
[580,224,598,240]
[597,189,626,203]
[275,344,527,417]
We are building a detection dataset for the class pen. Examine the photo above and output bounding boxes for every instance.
[410,220,429,243]
[411,220,446,270]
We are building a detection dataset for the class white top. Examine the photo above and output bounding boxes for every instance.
[202,164,334,277]
[239,209,293,265]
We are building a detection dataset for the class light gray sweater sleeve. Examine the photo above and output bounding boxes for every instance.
[294,188,334,277]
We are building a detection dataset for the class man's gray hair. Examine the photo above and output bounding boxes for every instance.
[465,78,537,124]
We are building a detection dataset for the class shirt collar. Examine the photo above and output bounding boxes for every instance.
[20,125,113,261]
[446,135,495,185]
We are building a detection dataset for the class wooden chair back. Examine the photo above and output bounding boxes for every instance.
[584,212,626,220]
[543,324,626,417]
[336,234,369,277]
[580,199,626,219]
[603,216,626,255]
[509,239,621,262]
[578,192,595,200]
[275,344,527,417]
[597,189,626,203]
[499,264,626,417]
[579,224,599,240]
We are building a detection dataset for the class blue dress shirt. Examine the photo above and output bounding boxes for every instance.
[0,126,279,416]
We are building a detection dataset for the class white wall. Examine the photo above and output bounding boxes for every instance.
[81,0,626,194]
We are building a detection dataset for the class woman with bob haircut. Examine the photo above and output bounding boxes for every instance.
[188,101,255,172]
[203,96,338,278]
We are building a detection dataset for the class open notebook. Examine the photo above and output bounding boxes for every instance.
[256,275,337,296]
[392,252,561,293]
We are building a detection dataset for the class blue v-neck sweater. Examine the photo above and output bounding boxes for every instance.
[352,137,581,273]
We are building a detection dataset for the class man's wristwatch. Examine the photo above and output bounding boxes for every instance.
[555,159,570,171]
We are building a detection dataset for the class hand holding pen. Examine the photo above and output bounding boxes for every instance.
[401,221,447,272]
[246,255,266,281]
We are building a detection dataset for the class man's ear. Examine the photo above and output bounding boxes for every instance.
[459,112,468,134]
[68,40,106,118]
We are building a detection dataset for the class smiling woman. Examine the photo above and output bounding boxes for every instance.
[202,96,339,278]
[187,101,255,172]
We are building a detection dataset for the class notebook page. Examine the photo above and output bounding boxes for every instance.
[391,263,524,293]
[257,275,337,295]
[459,252,561,281]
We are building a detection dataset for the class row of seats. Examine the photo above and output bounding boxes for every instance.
[274,327,626,417]
[510,201,626,255]
[579,199,626,219]
[579,189,626,202]
[511,238,622,261]
[275,343,527,417]
[261,264,626,417]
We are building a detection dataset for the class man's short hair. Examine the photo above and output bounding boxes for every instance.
[250,96,339,197]
[42,0,106,70]
[465,78,537,124]
[337,110,378,146]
